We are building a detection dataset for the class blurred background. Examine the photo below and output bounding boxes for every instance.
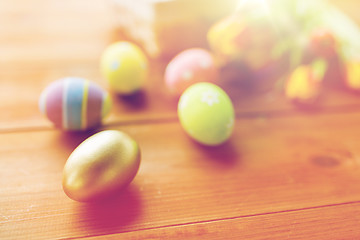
[1,0,359,65]
[2,0,360,129]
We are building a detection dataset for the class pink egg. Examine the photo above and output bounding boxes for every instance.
[165,48,219,96]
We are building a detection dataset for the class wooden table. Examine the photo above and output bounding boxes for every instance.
[1,1,360,239]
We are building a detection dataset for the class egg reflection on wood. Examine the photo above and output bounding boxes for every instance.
[165,48,219,96]
[178,82,235,146]
[62,130,141,202]
[39,77,112,131]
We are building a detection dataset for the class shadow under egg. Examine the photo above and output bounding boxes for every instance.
[73,184,142,234]
[57,129,99,152]
[193,138,242,168]
[115,90,148,111]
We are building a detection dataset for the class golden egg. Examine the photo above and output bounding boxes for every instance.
[62,130,140,202]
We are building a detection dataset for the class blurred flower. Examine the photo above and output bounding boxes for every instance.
[343,61,360,91]
[207,9,279,71]
[285,59,327,104]
[307,29,338,61]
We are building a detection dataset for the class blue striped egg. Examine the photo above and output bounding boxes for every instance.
[39,77,112,131]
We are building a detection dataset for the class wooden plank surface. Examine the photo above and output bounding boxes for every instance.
[84,202,360,240]
[1,112,360,239]
[1,0,360,239]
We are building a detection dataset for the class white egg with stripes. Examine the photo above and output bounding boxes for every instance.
[39,77,112,131]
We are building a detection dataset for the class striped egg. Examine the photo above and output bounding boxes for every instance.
[39,77,112,131]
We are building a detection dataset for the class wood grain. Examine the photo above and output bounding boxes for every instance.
[0,0,114,65]
[1,0,360,239]
[1,111,360,239]
[83,202,360,240]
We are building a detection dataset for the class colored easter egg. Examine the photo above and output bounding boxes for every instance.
[178,82,235,146]
[63,130,141,202]
[100,41,148,95]
[39,77,112,131]
[165,48,219,96]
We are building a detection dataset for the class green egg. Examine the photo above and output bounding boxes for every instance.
[178,82,235,146]
[100,41,148,95]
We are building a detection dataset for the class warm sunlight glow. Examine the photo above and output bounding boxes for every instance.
[236,0,271,14]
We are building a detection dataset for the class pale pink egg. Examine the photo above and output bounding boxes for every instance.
[165,48,219,96]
